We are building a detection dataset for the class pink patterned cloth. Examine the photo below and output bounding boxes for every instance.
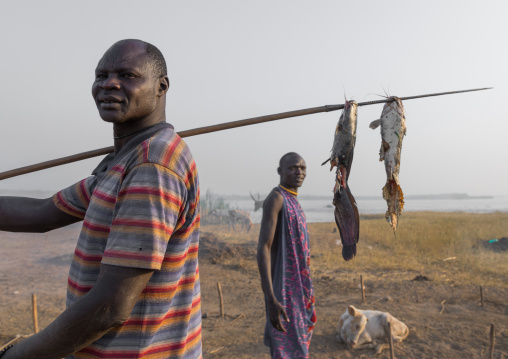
[264,187,316,358]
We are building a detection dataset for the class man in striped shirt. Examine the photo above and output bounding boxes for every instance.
[0,40,201,359]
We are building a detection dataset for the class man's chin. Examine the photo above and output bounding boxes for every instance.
[291,181,304,188]
[99,113,124,124]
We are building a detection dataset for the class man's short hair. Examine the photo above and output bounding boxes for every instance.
[145,42,167,78]
[279,152,302,167]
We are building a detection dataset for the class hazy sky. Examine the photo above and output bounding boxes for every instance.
[0,1,506,198]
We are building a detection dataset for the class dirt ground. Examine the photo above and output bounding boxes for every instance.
[1,222,507,358]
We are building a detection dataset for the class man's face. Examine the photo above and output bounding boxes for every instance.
[278,155,307,189]
[91,42,162,124]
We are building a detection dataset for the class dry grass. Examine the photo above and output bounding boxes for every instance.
[201,212,508,287]
[309,211,508,287]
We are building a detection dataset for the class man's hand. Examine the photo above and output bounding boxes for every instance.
[3,264,154,359]
[267,298,289,332]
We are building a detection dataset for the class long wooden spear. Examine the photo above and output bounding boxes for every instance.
[0,87,491,181]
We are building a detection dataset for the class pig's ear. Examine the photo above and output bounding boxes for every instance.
[348,306,356,316]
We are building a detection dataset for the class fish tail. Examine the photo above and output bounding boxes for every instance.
[382,179,405,233]
[334,187,360,261]
[342,244,357,261]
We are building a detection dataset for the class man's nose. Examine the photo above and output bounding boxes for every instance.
[100,75,121,90]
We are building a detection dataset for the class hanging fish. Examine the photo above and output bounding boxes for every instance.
[322,100,360,261]
[369,97,407,234]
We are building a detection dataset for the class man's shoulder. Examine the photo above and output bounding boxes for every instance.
[144,129,197,179]
[267,187,282,199]
[263,187,284,210]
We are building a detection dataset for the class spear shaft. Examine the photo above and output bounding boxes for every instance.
[0,87,491,181]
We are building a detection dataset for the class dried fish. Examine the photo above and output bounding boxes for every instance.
[370,97,407,233]
[323,100,360,260]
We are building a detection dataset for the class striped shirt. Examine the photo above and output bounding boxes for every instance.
[53,123,201,359]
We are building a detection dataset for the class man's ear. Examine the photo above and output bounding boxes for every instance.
[277,167,281,175]
[158,76,170,96]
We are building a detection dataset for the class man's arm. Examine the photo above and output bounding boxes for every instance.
[0,196,81,232]
[4,264,154,359]
[256,189,289,332]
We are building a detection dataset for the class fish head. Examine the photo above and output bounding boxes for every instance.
[339,100,358,124]
[381,96,405,117]
[344,101,358,127]
[331,100,358,167]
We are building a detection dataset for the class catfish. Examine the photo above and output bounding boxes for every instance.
[370,97,407,234]
[322,100,360,261]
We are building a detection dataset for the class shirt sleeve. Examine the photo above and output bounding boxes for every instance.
[102,163,188,270]
[52,176,97,219]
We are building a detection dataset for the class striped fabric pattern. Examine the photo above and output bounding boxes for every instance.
[53,128,201,359]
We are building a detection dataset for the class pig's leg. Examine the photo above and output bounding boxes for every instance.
[350,331,375,350]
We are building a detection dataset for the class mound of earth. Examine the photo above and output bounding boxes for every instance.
[199,231,257,264]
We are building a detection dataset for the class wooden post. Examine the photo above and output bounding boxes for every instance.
[360,275,365,303]
[217,282,224,318]
[32,293,39,333]
[387,321,395,359]
[489,323,495,359]
[480,286,484,307]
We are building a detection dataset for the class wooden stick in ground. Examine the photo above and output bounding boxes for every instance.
[32,293,39,334]
[0,87,492,181]
[480,286,484,307]
[209,347,224,354]
[489,323,495,359]
[439,299,446,315]
[360,275,365,303]
[387,321,395,359]
[217,282,224,318]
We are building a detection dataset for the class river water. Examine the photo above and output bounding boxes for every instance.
[2,190,506,224]
[228,196,508,223]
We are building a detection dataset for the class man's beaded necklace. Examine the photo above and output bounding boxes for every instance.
[279,185,298,196]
